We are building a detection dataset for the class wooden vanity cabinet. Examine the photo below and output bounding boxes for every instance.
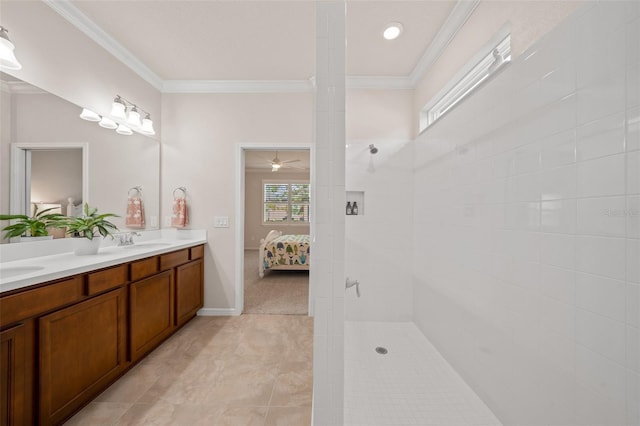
[159,247,204,327]
[0,244,205,425]
[129,270,174,362]
[0,323,26,426]
[175,258,203,327]
[38,288,127,425]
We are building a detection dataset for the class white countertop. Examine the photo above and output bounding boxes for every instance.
[0,229,207,294]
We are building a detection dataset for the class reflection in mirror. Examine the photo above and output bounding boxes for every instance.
[10,142,88,224]
[0,72,160,243]
[31,149,82,206]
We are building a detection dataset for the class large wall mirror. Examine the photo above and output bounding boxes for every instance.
[0,72,160,243]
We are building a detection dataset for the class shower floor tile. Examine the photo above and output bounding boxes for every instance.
[344,321,502,426]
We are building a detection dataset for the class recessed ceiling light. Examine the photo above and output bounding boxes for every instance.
[383,23,403,40]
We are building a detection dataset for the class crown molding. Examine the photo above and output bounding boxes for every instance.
[162,80,314,93]
[43,0,164,91]
[409,0,480,86]
[346,76,413,90]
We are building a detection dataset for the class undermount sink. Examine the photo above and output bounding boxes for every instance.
[121,242,173,250]
[0,265,45,279]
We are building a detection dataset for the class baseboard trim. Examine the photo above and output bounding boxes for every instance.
[197,308,239,316]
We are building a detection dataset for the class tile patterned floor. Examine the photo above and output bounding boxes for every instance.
[66,315,313,426]
[344,322,502,426]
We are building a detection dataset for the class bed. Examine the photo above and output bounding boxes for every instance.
[259,230,310,278]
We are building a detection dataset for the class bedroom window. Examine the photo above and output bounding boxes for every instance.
[263,181,310,224]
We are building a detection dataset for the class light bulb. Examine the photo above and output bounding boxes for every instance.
[111,96,126,119]
[127,106,141,128]
[98,116,117,129]
[0,27,22,70]
[79,108,101,122]
[116,124,132,135]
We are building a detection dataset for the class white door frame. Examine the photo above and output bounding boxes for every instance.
[234,142,312,315]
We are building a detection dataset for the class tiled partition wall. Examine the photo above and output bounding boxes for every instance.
[412,2,639,425]
[312,2,345,424]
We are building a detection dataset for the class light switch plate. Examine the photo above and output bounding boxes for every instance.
[214,216,229,228]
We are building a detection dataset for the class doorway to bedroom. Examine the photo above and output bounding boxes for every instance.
[242,147,311,315]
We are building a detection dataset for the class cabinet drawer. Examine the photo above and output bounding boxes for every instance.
[130,257,159,281]
[159,249,189,270]
[190,245,204,260]
[86,264,128,296]
[0,276,84,326]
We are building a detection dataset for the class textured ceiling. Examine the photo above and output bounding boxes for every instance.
[69,0,456,81]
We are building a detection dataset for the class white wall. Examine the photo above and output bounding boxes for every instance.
[412,3,639,425]
[244,170,310,250]
[161,92,313,311]
[345,89,414,321]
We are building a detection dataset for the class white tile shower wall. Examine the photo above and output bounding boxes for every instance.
[312,2,345,425]
[412,3,640,425]
[345,139,414,322]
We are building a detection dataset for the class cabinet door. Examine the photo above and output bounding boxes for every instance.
[175,259,203,327]
[39,288,126,425]
[0,324,25,426]
[129,270,174,362]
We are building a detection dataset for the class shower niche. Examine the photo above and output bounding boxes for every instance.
[346,191,364,216]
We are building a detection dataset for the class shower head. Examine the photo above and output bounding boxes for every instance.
[369,144,378,154]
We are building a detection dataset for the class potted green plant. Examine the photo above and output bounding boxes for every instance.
[64,203,119,255]
[0,205,66,242]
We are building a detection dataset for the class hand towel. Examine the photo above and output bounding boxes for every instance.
[125,196,145,228]
[172,197,188,228]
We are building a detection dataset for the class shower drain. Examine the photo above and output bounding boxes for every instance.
[375,346,388,355]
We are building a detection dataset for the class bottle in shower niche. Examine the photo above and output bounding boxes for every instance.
[346,201,352,215]
[352,202,358,215]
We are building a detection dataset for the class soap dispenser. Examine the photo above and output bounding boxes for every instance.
[346,201,352,215]
[352,201,359,215]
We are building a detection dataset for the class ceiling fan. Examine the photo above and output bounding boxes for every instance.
[267,151,301,172]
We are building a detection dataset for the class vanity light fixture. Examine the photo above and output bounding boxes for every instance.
[111,95,156,136]
[383,22,403,40]
[111,96,127,119]
[0,26,22,70]
[127,105,141,128]
[116,123,133,135]
[98,116,117,129]
[80,108,101,122]
[140,113,155,136]
[79,95,156,137]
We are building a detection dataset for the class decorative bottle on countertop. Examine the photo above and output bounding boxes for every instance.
[352,202,359,215]
[346,201,352,215]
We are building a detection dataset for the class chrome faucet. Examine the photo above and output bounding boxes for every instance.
[345,277,360,297]
[116,232,141,246]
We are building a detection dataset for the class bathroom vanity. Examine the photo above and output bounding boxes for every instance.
[0,235,205,425]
